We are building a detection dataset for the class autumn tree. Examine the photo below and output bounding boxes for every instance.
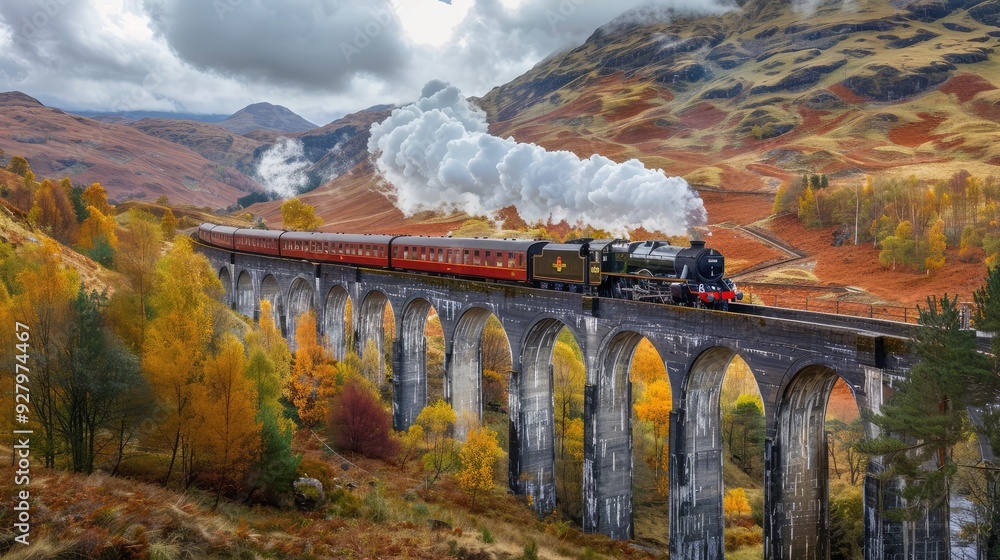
[116,209,162,340]
[77,204,118,266]
[635,378,672,496]
[552,333,586,518]
[798,186,819,228]
[416,399,460,486]
[281,197,323,231]
[457,426,503,506]
[243,325,299,502]
[724,487,752,524]
[553,339,585,457]
[161,208,178,240]
[82,182,113,215]
[289,310,340,427]
[397,423,425,470]
[258,299,292,395]
[924,218,946,272]
[10,170,36,213]
[144,236,222,486]
[6,155,31,177]
[13,239,79,467]
[328,375,397,459]
[33,178,78,242]
[201,333,260,507]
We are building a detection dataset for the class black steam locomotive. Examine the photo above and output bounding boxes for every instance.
[198,224,742,308]
[533,238,741,307]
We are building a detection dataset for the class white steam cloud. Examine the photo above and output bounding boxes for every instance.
[255,138,310,199]
[367,80,706,235]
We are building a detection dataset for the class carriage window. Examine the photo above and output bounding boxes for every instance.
[517,254,523,267]
[473,250,481,265]
[463,250,470,265]
[485,251,492,265]
[508,252,515,268]
[438,248,444,262]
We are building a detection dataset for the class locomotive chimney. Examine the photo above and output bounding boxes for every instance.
[690,239,706,249]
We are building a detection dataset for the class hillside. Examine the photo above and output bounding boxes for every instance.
[478,0,1000,189]
[0,92,260,208]
[128,118,265,172]
[217,102,318,134]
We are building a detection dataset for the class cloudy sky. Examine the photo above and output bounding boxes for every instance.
[0,0,730,125]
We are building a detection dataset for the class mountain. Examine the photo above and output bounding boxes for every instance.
[217,102,318,134]
[0,92,261,208]
[127,104,394,194]
[294,104,395,186]
[71,110,229,124]
[476,0,1000,190]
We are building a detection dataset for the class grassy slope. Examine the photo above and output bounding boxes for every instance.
[0,434,653,560]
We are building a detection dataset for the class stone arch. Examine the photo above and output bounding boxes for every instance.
[584,330,647,539]
[323,285,351,362]
[235,270,254,317]
[395,297,435,430]
[259,274,284,336]
[768,362,844,560]
[670,345,744,559]
[218,266,232,308]
[286,277,316,350]
[514,317,575,515]
[357,290,391,386]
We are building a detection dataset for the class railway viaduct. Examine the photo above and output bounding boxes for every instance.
[197,242,959,560]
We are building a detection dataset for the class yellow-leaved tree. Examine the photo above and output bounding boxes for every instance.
[635,378,672,497]
[289,310,339,427]
[77,205,118,253]
[281,197,323,231]
[201,333,260,508]
[416,399,460,487]
[457,426,503,506]
[925,218,946,272]
[82,182,113,215]
[143,236,222,486]
[724,487,752,524]
[258,299,292,396]
[160,208,178,240]
[13,239,78,467]
[116,209,163,342]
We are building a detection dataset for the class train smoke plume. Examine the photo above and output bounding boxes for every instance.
[367,80,706,235]
[255,138,309,199]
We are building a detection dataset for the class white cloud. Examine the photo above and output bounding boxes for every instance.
[0,0,731,123]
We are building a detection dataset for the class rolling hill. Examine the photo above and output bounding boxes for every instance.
[0,92,260,208]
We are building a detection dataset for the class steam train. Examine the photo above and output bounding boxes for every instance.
[197,223,742,308]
